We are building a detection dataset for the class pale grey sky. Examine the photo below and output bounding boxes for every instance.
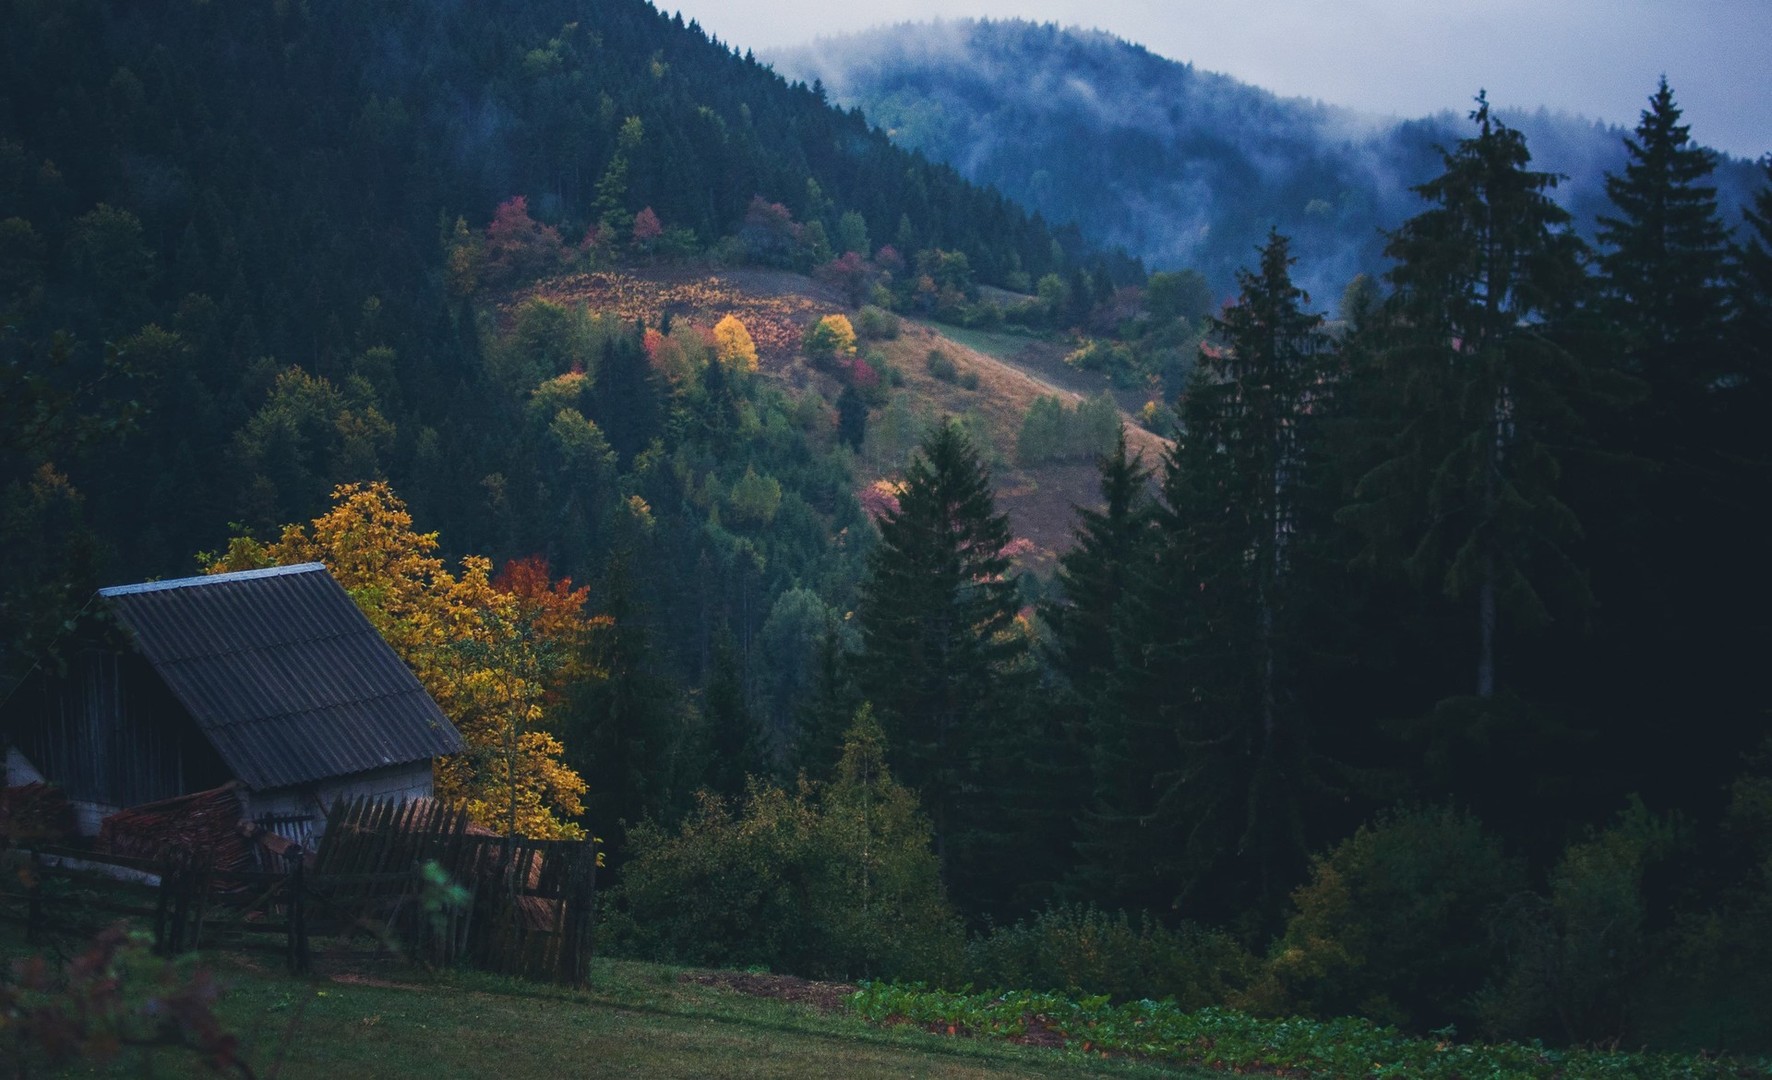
[673,0,1770,160]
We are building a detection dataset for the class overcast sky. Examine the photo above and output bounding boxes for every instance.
[670,0,1770,161]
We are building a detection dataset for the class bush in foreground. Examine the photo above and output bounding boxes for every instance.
[604,707,962,982]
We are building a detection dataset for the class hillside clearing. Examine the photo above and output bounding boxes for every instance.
[516,267,1171,575]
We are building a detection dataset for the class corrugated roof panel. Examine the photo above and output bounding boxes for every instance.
[102,565,463,790]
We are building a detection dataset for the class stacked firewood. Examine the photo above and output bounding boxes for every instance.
[97,782,255,873]
[0,782,76,845]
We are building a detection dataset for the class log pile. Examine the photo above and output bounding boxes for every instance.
[0,782,76,844]
[97,782,255,873]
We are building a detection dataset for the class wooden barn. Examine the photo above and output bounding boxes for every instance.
[0,563,464,845]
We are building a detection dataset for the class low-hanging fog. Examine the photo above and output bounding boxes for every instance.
[770,19,1764,299]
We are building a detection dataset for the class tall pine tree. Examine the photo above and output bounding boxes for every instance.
[1081,231,1334,922]
[1342,95,1590,703]
[1596,78,1733,406]
[1732,158,1772,415]
[1043,429,1154,905]
[1333,97,1608,848]
[1583,83,1763,818]
[1042,429,1154,699]
[855,421,1030,915]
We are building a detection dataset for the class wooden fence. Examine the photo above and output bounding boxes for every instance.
[0,796,599,987]
[311,796,599,985]
[0,844,311,970]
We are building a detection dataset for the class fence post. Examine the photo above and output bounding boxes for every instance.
[571,839,599,987]
[189,855,212,951]
[167,853,192,955]
[286,852,308,975]
[155,852,192,956]
[26,849,43,943]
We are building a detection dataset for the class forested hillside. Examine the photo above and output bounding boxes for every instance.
[4,0,1772,1063]
[773,19,1766,296]
[0,0,1070,591]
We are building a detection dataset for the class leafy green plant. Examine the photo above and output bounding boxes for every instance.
[848,982,1772,1079]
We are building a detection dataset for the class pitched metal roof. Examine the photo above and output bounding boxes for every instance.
[98,563,463,790]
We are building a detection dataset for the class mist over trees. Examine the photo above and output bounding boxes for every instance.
[771,19,1765,299]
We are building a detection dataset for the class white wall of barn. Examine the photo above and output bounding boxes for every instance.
[243,761,437,847]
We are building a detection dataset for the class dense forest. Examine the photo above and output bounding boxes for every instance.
[4,0,1771,1058]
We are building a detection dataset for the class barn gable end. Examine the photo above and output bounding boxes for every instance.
[1,563,464,839]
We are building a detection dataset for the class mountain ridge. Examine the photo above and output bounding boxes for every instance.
[771,18,1763,296]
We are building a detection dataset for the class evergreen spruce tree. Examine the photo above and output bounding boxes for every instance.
[1042,429,1154,696]
[704,623,770,798]
[855,420,1030,915]
[1585,84,1763,817]
[796,624,863,777]
[1013,436,1155,911]
[835,384,868,451]
[1596,78,1733,405]
[575,550,681,858]
[588,329,664,465]
[1732,158,1772,417]
[1341,95,1590,703]
[1081,231,1334,921]
[1329,97,1615,850]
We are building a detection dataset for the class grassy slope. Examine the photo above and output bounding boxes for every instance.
[856,319,1165,572]
[87,955,1208,1079]
[517,266,1170,575]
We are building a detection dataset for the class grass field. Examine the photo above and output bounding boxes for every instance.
[29,943,1210,1079]
[919,322,1046,364]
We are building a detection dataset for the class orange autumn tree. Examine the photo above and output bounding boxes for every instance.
[204,482,598,839]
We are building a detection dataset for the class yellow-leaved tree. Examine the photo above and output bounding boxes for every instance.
[802,313,857,365]
[205,481,600,839]
[711,314,759,372]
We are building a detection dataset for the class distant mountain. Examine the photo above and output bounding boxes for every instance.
[773,19,1764,299]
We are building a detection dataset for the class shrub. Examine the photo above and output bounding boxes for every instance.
[1138,400,1173,433]
[1064,338,1140,387]
[856,305,900,340]
[925,349,957,382]
[1477,797,1686,1045]
[1256,805,1525,1032]
[1643,740,1772,1053]
[1072,392,1119,456]
[964,905,1255,1009]
[954,301,1004,330]
[607,707,963,982]
[0,926,248,1076]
